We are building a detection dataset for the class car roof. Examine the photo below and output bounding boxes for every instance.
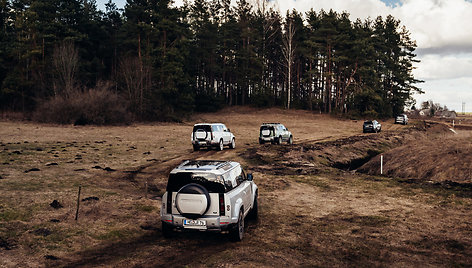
[194,123,224,126]
[261,122,282,126]
[170,160,238,175]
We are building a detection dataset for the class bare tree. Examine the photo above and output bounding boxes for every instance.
[281,18,296,109]
[119,56,152,116]
[53,40,78,96]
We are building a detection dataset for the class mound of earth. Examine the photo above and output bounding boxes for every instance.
[358,134,472,183]
[246,121,452,176]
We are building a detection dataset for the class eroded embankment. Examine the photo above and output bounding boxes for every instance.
[358,131,472,183]
[243,121,462,182]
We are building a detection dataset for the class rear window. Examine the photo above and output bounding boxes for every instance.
[166,172,226,193]
[193,125,211,132]
[260,126,275,136]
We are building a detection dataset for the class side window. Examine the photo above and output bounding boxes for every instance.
[222,124,227,132]
[241,169,247,181]
[223,173,234,192]
[212,125,218,132]
[234,166,243,187]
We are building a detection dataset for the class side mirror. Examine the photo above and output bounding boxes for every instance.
[247,173,253,181]
[227,128,231,132]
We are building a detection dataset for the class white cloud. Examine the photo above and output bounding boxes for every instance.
[395,0,472,52]
[414,53,472,80]
[414,77,472,112]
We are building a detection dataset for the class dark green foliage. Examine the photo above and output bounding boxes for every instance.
[0,0,423,121]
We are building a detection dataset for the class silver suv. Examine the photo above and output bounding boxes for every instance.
[191,123,235,151]
[395,114,409,125]
[259,123,293,144]
[160,160,258,241]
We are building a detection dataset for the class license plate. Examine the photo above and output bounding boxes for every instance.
[198,141,207,145]
[183,219,206,228]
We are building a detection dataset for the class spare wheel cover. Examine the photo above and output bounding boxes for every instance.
[176,183,211,219]
[195,129,208,140]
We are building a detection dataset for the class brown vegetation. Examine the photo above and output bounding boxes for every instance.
[359,128,472,183]
[34,82,131,125]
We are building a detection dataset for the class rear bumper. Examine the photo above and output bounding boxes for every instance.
[192,140,218,147]
[161,214,234,232]
[259,136,275,142]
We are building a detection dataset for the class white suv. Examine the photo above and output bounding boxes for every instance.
[160,160,258,241]
[191,123,235,151]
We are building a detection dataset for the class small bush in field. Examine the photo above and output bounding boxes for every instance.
[35,83,131,125]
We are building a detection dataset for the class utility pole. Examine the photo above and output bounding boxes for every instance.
[462,102,466,115]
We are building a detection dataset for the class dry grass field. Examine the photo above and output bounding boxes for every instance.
[1,107,471,267]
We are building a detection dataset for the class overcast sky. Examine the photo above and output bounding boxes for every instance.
[97,0,472,112]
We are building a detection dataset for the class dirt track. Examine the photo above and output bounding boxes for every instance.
[1,108,472,267]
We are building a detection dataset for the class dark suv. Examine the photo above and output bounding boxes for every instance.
[259,123,293,144]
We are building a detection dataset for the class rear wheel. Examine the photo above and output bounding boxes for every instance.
[193,144,200,151]
[259,138,264,144]
[230,209,244,242]
[277,136,282,145]
[287,136,293,145]
[162,222,173,238]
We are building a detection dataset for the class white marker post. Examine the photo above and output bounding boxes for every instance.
[380,155,383,175]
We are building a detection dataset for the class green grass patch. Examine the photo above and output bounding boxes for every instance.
[0,207,33,222]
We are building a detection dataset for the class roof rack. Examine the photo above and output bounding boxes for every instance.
[261,122,280,125]
[215,161,231,169]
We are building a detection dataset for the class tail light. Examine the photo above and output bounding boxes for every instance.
[219,193,225,216]
[166,192,172,214]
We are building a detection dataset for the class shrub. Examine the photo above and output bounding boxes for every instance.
[34,82,131,125]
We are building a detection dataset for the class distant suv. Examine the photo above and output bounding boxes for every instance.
[363,120,381,133]
[191,123,235,151]
[259,123,293,144]
[395,114,409,125]
[160,160,258,241]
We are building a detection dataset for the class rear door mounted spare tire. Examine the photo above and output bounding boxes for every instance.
[175,183,211,219]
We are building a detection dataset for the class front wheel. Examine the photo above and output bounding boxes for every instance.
[248,194,258,220]
[229,138,235,149]
[218,139,224,151]
[287,136,293,145]
[277,136,282,145]
[230,210,244,242]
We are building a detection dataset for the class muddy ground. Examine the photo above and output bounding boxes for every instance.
[0,107,471,267]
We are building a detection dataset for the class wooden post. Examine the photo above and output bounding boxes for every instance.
[145,179,148,199]
[380,155,383,175]
[75,186,81,221]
